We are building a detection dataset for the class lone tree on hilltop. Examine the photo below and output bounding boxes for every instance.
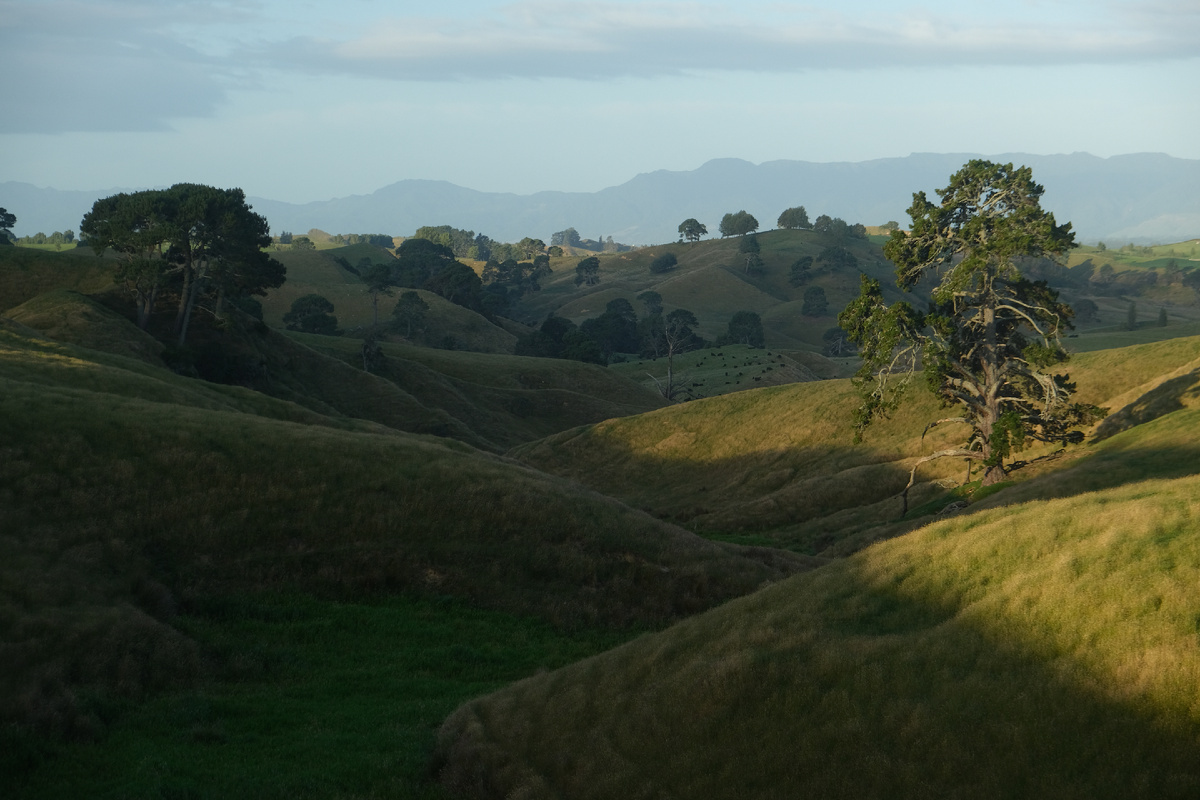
[777,206,811,230]
[719,211,758,237]
[678,218,707,243]
[839,160,1104,506]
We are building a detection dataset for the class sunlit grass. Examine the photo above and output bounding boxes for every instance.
[437,462,1200,799]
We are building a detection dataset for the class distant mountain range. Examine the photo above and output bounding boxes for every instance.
[5,153,1199,246]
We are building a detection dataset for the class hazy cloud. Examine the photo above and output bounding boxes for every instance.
[3,0,1196,134]
[248,0,1200,82]
[0,0,256,133]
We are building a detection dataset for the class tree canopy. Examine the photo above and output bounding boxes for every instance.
[80,184,284,343]
[0,207,15,244]
[718,211,759,237]
[678,218,707,242]
[839,159,1102,499]
[574,256,601,286]
[283,294,339,335]
[777,206,811,230]
[650,252,678,274]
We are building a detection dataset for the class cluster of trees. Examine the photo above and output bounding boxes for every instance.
[14,230,75,246]
[330,233,394,248]
[80,184,285,346]
[719,211,759,237]
[550,228,631,253]
[410,225,561,263]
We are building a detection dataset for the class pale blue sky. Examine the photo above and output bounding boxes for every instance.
[2,0,1197,200]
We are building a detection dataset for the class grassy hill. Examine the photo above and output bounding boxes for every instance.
[512,335,1200,555]
[10,234,1200,798]
[0,319,812,741]
[437,400,1200,798]
[513,230,899,352]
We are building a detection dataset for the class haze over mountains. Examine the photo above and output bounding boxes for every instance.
[5,152,1198,246]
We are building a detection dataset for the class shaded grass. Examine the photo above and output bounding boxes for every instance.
[607,343,820,399]
[437,464,1200,799]
[0,328,812,737]
[9,594,631,799]
[0,246,115,313]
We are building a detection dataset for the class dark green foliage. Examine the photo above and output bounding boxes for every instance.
[718,210,759,237]
[412,225,476,256]
[842,160,1103,482]
[580,298,640,359]
[291,236,316,251]
[1073,298,1099,323]
[551,227,581,248]
[574,256,601,286]
[1126,301,1138,330]
[282,294,339,335]
[362,263,395,327]
[822,325,855,356]
[423,261,483,312]
[80,184,285,345]
[637,291,663,316]
[802,286,829,316]
[0,207,15,243]
[789,255,814,287]
[649,252,678,274]
[677,218,707,242]
[777,206,811,230]
[817,245,858,272]
[393,237,454,287]
[718,311,765,348]
[1159,306,1168,327]
[391,291,430,338]
[516,315,605,364]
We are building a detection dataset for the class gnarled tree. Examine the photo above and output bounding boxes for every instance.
[839,160,1103,507]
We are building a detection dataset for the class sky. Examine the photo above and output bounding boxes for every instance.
[2,0,1198,202]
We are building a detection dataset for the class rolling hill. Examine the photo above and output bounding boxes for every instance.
[436,336,1200,799]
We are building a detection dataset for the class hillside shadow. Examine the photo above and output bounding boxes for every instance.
[436,549,1200,799]
[787,560,1200,797]
[1092,367,1200,441]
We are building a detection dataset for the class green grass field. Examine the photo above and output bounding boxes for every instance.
[9,235,1200,798]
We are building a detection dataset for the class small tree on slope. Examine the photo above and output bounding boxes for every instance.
[838,160,1104,506]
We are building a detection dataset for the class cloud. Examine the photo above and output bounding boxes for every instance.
[3,0,1196,134]
[0,0,255,133]
[247,0,1200,82]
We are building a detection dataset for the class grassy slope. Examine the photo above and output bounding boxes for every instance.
[513,335,1200,554]
[261,247,521,354]
[0,323,813,738]
[289,331,668,451]
[437,405,1200,799]
[513,230,898,352]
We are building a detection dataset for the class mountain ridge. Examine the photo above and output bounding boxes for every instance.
[4,152,1198,245]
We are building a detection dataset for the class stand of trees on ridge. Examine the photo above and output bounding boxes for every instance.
[80,184,285,346]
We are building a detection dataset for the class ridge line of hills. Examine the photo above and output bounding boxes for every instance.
[5,152,1199,246]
